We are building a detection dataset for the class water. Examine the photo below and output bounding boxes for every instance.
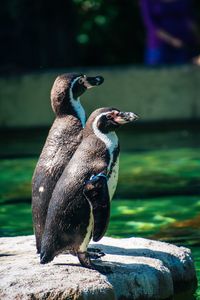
[0,125,200,298]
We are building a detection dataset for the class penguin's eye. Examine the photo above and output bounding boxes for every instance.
[78,78,84,84]
[107,114,112,120]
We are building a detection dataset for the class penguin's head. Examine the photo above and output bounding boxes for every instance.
[86,107,139,134]
[51,73,104,115]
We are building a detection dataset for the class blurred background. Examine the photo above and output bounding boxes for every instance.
[1,0,200,73]
[0,0,200,299]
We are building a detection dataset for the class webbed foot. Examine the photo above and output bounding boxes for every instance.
[78,251,93,269]
[88,247,102,253]
[88,247,105,259]
[77,251,112,274]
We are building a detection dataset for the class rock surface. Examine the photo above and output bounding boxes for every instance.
[0,235,197,300]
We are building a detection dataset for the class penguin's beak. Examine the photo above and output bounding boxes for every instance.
[114,111,139,124]
[84,76,104,89]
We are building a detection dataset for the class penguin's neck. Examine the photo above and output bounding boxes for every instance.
[70,97,86,128]
[92,119,118,172]
[69,77,86,128]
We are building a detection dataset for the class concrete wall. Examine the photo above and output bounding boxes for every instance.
[0,65,199,128]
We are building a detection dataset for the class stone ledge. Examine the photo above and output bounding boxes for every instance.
[0,235,197,300]
[1,66,200,128]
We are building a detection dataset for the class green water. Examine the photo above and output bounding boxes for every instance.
[0,126,200,298]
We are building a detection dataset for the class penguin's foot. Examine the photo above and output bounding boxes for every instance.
[88,247,103,253]
[87,247,105,259]
[88,252,105,260]
[78,251,93,269]
[77,252,112,274]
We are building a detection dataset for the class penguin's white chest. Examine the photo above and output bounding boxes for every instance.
[79,202,94,252]
[108,156,119,200]
[92,127,119,201]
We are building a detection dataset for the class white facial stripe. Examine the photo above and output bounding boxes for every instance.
[92,112,118,151]
[70,76,81,92]
[92,112,119,198]
[69,76,86,128]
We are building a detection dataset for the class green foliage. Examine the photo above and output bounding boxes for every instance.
[0,0,144,73]
[2,0,200,73]
[71,0,144,65]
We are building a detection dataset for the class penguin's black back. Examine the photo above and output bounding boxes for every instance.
[32,115,83,252]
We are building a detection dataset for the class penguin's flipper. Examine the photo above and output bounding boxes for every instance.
[83,174,110,242]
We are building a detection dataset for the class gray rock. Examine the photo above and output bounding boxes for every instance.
[0,236,197,300]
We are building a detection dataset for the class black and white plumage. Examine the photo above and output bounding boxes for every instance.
[40,107,138,272]
[32,73,104,253]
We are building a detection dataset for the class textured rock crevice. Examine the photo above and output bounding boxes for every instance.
[0,236,197,300]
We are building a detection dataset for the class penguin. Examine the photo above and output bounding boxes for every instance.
[39,107,138,272]
[32,73,104,254]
